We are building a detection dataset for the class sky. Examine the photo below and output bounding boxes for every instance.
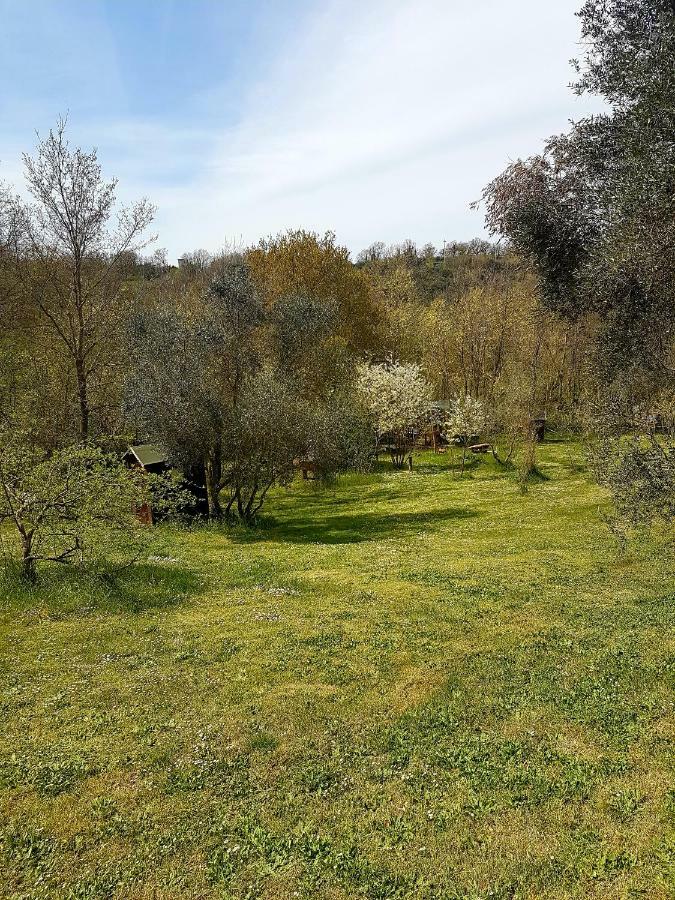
[0,0,601,262]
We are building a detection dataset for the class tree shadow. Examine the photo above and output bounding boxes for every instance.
[0,560,203,617]
[231,505,478,545]
[99,563,203,613]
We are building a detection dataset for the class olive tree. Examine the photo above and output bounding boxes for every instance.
[480,0,675,399]
[480,0,675,521]
[220,370,374,522]
[0,432,148,581]
[127,259,263,520]
[589,431,675,547]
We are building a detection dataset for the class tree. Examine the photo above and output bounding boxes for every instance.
[12,118,155,440]
[589,431,675,547]
[219,370,370,523]
[269,293,350,397]
[445,394,488,474]
[246,230,378,353]
[479,0,675,521]
[0,433,148,581]
[479,1,675,404]
[356,362,432,468]
[128,258,264,520]
[177,248,212,275]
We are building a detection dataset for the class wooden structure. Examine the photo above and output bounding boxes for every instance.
[293,456,317,479]
[124,444,169,473]
[469,443,491,454]
[123,444,169,525]
[531,418,546,443]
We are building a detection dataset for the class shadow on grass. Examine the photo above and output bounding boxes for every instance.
[526,466,551,483]
[231,505,478,545]
[0,560,202,617]
[372,454,489,478]
[100,563,202,613]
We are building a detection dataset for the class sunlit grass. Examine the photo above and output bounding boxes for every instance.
[1,440,673,899]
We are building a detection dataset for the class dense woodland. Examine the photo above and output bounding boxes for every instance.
[0,213,594,450]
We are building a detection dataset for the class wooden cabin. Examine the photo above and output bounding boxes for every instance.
[123,444,169,524]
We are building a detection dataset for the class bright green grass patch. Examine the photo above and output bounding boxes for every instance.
[0,441,673,899]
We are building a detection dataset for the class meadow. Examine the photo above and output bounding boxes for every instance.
[1,440,673,899]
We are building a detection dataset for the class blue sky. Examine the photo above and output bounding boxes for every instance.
[0,1,601,261]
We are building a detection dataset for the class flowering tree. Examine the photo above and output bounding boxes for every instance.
[356,362,431,468]
[445,394,488,473]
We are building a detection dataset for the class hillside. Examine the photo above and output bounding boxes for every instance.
[1,441,673,899]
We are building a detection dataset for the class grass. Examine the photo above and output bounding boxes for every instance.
[0,440,673,899]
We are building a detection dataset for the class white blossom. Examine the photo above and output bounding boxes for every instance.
[356,362,432,438]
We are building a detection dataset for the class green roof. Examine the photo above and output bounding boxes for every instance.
[127,444,168,468]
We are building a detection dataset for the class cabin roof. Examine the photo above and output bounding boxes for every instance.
[126,444,168,468]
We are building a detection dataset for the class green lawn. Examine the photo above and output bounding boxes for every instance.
[1,441,673,899]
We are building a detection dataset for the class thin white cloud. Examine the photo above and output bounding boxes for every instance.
[147,0,601,259]
[3,0,602,261]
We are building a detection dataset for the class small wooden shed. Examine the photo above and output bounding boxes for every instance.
[123,444,169,474]
[123,444,169,524]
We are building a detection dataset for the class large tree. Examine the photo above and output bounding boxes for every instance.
[246,230,379,353]
[480,0,675,404]
[11,119,155,440]
[127,259,263,519]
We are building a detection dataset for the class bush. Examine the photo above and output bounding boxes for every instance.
[0,431,150,580]
[590,433,675,541]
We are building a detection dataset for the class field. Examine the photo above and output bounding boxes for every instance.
[0,440,673,899]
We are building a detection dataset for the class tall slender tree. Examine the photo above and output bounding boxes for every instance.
[13,118,155,440]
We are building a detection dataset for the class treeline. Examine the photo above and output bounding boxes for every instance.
[0,123,599,463]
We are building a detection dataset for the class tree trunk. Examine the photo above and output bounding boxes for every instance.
[204,450,223,521]
[391,450,405,469]
[20,532,36,582]
[225,492,237,517]
[391,431,407,469]
[75,353,89,441]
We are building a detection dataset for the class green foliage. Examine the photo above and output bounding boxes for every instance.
[145,470,196,522]
[0,432,149,578]
[591,433,675,538]
[221,370,374,521]
[481,0,675,390]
